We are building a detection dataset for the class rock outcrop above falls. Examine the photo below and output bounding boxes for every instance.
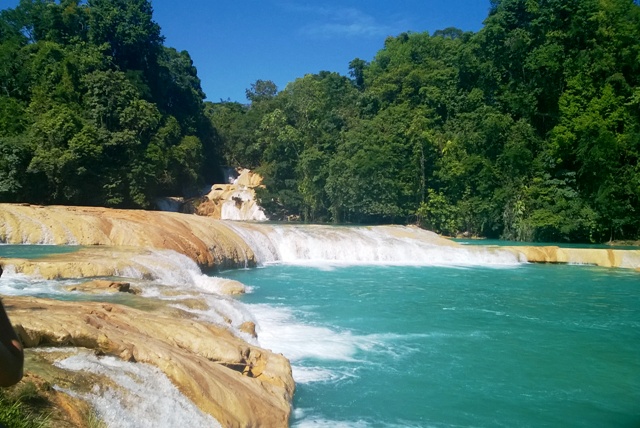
[4,296,294,427]
[196,169,267,221]
[0,203,255,269]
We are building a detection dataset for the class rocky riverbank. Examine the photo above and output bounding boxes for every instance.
[0,203,294,426]
[4,296,294,427]
[0,203,255,269]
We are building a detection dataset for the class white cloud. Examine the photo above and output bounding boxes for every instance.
[286,5,397,39]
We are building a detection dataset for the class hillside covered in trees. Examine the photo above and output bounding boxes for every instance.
[1,0,640,243]
[211,0,640,242]
[0,0,220,207]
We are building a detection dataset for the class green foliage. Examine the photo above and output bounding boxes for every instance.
[0,0,214,207]
[416,190,458,236]
[0,136,32,201]
[0,383,50,428]
[2,0,639,242]
[246,79,277,103]
[87,0,163,71]
[221,0,640,242]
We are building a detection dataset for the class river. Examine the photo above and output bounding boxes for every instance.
[1,231,639,427]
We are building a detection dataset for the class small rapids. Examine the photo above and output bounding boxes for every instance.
[0,248,258,343]
[225,223,524,267]
[53,349,221,428]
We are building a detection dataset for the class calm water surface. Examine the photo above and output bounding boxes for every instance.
[0,244,80,259]
[225,264,640,427]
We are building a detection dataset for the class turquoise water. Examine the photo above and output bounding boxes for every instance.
[226,264,640,427]
[0,245,142,305]
[0,244,80,259]
[453,239,640,250]
[3,243,639,426]
[453,239,640,251]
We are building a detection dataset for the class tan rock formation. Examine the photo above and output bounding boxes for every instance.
[65,279,136,294]
[1,246,158,280]
[503,245,640,269]
[239,321,258,339]
[234,168,263,188]
[0,204,256,269]
[215,278,247,295]
[2,204,638,272]
[5,296,294,427]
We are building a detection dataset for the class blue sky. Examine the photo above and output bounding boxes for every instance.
[2,0,492,102]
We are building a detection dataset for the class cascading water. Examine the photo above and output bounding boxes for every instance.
[220,188,268,221]
[0,246,262,427]
[53,349,221,428]
[0,246,260,345]
[224,223,525,266]
[104,249,258,340]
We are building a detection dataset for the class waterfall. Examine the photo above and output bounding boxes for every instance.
[220,188,268,221]
[224,223,524,267]
[53,349,221,428]
[117,249,258,339]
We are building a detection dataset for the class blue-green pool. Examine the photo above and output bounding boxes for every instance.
[225,263,640,427]
[0,244,80,259]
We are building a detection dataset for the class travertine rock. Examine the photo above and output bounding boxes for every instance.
[1,246,167,280]
[503,245,640,269]
[65,280,135,294]
[215,278,247,295]
[197,169,267,221]
[5,296,294,427]
[239,321,258,339]
[0,204,256,269]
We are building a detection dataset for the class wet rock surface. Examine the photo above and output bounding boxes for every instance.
[5,296,294,427]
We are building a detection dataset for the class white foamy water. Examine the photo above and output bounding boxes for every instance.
[54,350,221,428]
[0,265,80,297]
[291,366,356,384]
[293,414,371,428]
[250,302,359,384]
[248,303,425,385]
[0,248,258,342]
[249,304,359,362]
[225,223,524,267]
[116,249,258,338]
[220,188,268,221]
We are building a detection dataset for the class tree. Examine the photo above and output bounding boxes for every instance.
[87,0,163,71]
[246,79,277,103]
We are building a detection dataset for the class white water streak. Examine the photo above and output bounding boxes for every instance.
[225,224,523,267]
[220,188,268,221]
[117,249,257,339]
[54,350,221,428]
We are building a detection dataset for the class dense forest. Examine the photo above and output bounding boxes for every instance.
[211,0,640,242]
[0,0,219,207]
[1,0,639,242]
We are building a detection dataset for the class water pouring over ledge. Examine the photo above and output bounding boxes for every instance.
[224,223,525,267]
[2,203,638,270]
